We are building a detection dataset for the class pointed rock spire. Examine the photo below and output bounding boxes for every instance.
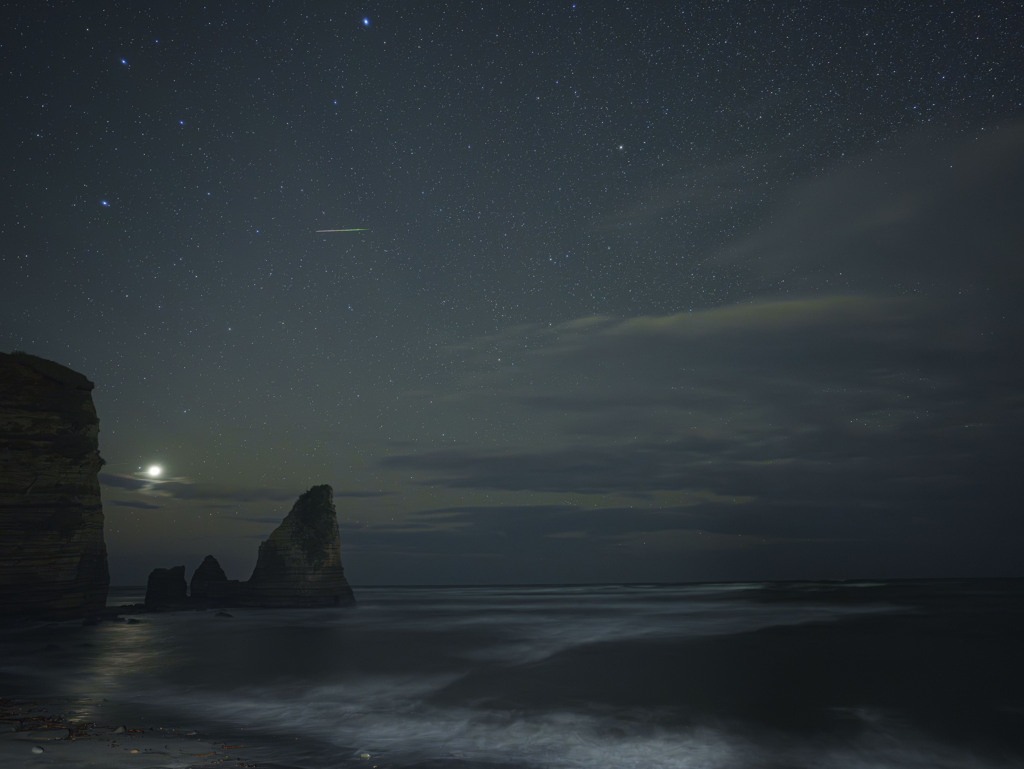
[246,484,355,607]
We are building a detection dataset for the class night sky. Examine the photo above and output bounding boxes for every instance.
[3,2,1023,586]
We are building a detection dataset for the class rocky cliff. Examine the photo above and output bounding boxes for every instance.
[143,484,355,610]
[246,484,355,607]
[0,351,109,618]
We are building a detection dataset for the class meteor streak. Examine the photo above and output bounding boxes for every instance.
[316,228,368,232]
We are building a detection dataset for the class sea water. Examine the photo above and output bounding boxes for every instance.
[2,580,1023,768]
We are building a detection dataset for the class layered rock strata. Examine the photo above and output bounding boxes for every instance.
[0,352,109,618]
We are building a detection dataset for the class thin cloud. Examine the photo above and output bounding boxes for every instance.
[100,473,299,503]
[107,499,162,510]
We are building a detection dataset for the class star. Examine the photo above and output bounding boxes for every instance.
[6,0,1022,589]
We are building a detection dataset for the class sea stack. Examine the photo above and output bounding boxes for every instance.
[245,484,355,607]
[0,352,109,618]
[189,554,245,606]
[189,554,228,601]
[144,565,188,610]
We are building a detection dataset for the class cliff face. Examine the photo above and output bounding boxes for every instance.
[246,484,355,607]
[0,352,109,618]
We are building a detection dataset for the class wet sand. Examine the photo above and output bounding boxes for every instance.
[0,697,263,768]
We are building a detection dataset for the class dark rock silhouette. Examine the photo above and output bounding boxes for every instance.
[245,484,355,607]
[190,554,226,599]
[138,485,356,612]
[144,565,188,610]
[189,554,245,606]
[0,351,109,618]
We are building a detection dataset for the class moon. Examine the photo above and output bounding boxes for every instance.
[146,464,163,478]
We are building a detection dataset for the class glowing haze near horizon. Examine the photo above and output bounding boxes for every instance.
[3,2,1023,585]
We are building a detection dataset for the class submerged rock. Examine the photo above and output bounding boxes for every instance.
[0,351,109,619]
[245,484,356,607]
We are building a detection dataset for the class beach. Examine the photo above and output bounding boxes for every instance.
[0,696,267,768]
[2,581,1023,769]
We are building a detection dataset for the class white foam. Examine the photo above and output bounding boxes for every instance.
[133,683,1024,769]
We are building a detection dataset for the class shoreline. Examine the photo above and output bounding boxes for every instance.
[0,696,265,768]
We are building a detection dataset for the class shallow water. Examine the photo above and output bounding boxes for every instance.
[3,580,1023,768]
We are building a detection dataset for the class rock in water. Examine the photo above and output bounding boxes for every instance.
[189,554,227,601]
[0,351,109,618]
[189,554,245,606]
[246,484,355,607]
[144,565,188,610]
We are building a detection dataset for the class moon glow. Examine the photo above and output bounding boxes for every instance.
[146,464,163,478]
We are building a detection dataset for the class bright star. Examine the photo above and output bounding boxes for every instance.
[362,17,370,27]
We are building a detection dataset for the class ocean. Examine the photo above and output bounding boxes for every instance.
[2,580,1023,768]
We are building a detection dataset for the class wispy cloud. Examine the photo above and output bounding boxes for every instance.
[106,499,163,510]
[379,132,1024,553]
[99,473,299,503]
